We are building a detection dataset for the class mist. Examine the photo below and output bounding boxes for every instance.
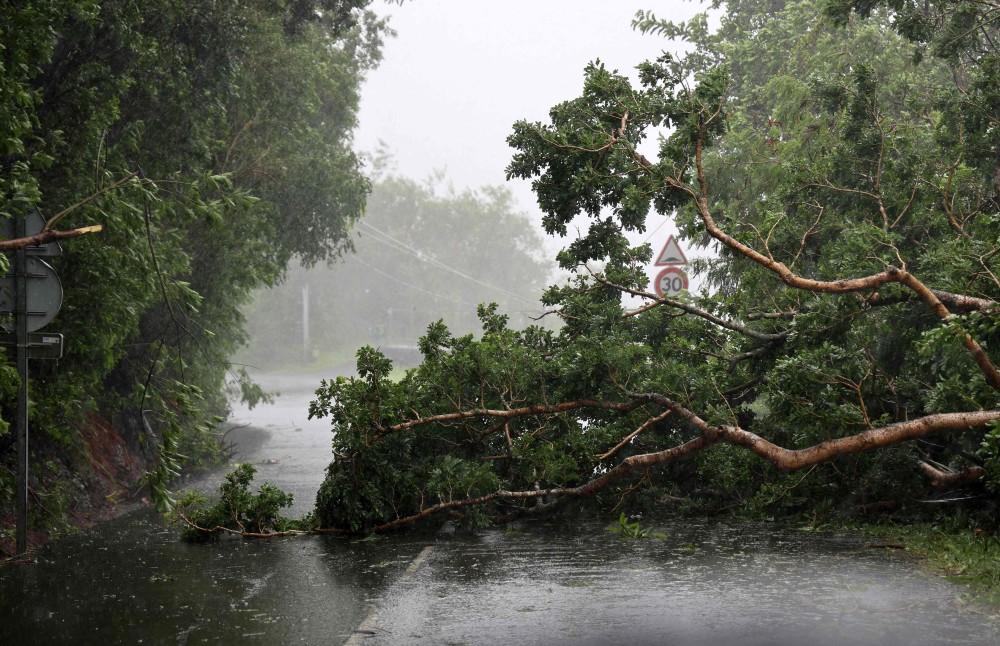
[238,173,553,371]
[239,0,705,371]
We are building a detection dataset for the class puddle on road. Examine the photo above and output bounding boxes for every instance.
[0,509,431,644]
[2,513,998,645]
[369,519,1000,646]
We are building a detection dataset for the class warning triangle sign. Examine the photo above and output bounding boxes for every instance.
[655,235,687,266]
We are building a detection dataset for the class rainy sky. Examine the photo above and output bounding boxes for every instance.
[356,0,705,264]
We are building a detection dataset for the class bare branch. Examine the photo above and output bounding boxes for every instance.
[376,398,650,435]
[597,409,672,460]
[365,434,711,533]
[791,203,824,268]
[591,272,789,342]
[174,510,312,539]
[44,170,141,230]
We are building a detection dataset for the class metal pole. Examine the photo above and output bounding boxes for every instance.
[302,282,309,357]
[15,214,28,554]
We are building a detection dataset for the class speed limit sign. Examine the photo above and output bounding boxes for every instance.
[654,266,689,297]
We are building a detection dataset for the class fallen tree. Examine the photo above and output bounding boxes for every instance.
[295,0,1000,533]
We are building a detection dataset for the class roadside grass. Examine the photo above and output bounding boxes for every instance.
[260,348,415,381]
[868,522,1000,608]
[271,348,356,374]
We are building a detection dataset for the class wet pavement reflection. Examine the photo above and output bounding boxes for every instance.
[370,520,1000,645]
[2,370,998,644]
[0,508,431,644]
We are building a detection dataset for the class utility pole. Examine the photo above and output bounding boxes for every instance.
[302,281,310,359]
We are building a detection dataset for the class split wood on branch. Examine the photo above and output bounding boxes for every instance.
[863,290,997,313]
[0,224,103,251]
[918,461,987,487]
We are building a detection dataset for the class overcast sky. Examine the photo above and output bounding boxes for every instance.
[355,0,706,271]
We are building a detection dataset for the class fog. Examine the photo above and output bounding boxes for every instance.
[240,1,707,372]
[239,176,554,369]
[356,0,703,255]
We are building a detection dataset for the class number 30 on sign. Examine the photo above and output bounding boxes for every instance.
[654,266,689,297]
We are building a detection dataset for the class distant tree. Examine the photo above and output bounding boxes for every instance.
[240,171,552,367]
[309,0,1000,533]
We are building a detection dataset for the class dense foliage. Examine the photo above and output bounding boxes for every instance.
[308,0,1000,533]
[0,0,388,529]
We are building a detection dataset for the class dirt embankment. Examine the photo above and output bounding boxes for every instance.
[1,416,273,559]
[1,414,152,557]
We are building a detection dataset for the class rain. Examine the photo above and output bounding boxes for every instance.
[3,1,1000,644]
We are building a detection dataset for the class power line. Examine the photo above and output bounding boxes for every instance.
[348,256,482,308]
[357,221,540,307]
[350,256,544,316]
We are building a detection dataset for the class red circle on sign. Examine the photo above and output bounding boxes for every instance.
[654,266,689,298]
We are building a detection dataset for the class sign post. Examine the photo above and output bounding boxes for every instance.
[14,215,27,555]
[1,209,65,554]
[653,235,689,298]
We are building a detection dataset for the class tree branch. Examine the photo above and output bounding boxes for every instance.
[591,272,789,342]
[597,409,672,460]
[377,398,650,435]
[918,461,986,487]
[0,225,103,250]
[364,434,711,534]
[43,170,141,230]
[685,127,1000,391]
[174,510,311,539]
[610,121,1000,389]
[332,391,1000,533]
[355,406,1000,533]
[714,409,1000,471]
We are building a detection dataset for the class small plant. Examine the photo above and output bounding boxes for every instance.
[608,512,656,539]
[172,463,312,541]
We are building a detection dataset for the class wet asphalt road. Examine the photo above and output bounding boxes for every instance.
[2,368,999,645]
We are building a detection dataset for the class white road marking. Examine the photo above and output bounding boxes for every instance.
[343,545,433,645]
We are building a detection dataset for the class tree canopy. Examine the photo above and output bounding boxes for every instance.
[0,0,389,517]
[308,0,1000,533]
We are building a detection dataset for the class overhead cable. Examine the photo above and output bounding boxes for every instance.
[357,220,540,307]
